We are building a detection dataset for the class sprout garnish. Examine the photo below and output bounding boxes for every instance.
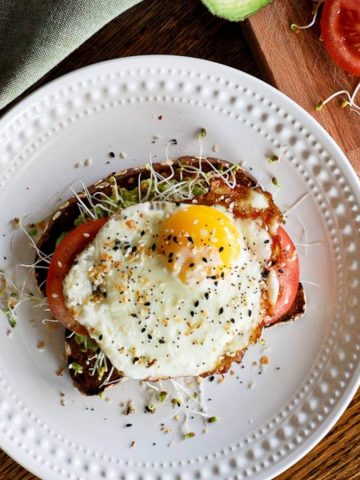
[290,0,324,33]
[315,83,360,116]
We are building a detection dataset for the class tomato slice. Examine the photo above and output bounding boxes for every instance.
[264,227,300,327]
[46,218,108,334]
[320,0,360,76]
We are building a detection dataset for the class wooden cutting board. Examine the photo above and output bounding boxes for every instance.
[244,0,360,174]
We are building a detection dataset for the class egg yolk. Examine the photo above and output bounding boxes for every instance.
[158,205,241,282]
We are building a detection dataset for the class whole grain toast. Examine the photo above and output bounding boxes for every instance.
[35,157,306,395]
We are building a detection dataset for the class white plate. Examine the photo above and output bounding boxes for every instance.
[0,56,359,480]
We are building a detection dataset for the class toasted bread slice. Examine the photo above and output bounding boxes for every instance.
[35,157,306,395]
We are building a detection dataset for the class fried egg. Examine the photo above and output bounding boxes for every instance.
[63,199,278,379]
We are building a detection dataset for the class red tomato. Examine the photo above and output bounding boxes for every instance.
[320,0,360,76]
[264,227,300,327]
[46,218,108,334]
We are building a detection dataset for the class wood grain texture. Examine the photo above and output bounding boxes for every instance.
[0,0,359,479]
[245,0,360,174]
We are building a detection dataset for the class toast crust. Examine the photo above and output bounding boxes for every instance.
[65,330,123,395]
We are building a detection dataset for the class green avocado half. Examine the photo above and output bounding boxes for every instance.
[202,0,273,21]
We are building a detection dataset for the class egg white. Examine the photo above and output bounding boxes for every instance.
[64,201,274,379]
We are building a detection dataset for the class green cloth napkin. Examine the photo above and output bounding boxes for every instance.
[0,0,142,110]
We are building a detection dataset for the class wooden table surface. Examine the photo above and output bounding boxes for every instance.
[0,1,359,479]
